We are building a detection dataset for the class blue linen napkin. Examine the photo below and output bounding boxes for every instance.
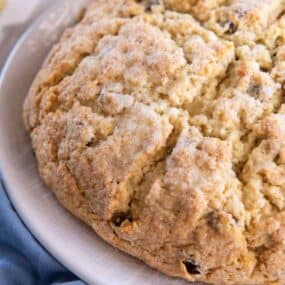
[0,178,85,285]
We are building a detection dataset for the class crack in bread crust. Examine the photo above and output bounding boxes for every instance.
[24,1,285,285]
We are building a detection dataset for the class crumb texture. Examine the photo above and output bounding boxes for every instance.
[24,1,285,285]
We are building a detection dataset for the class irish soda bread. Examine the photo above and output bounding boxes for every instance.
[23,1,285,284]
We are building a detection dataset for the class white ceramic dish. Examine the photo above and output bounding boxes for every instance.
[0,1,196,285]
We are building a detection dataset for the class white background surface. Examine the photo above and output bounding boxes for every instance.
[0,0,53,68]
[0,0,42,29]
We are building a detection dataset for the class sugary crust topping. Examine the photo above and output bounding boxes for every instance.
[165,0,285,46]
[24,1,285,285]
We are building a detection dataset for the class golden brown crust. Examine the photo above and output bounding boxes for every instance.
[24,1,285,284]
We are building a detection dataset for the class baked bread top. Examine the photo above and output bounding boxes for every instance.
[24,1,285,284]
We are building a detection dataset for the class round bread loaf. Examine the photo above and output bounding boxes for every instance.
[24,1,285,284]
